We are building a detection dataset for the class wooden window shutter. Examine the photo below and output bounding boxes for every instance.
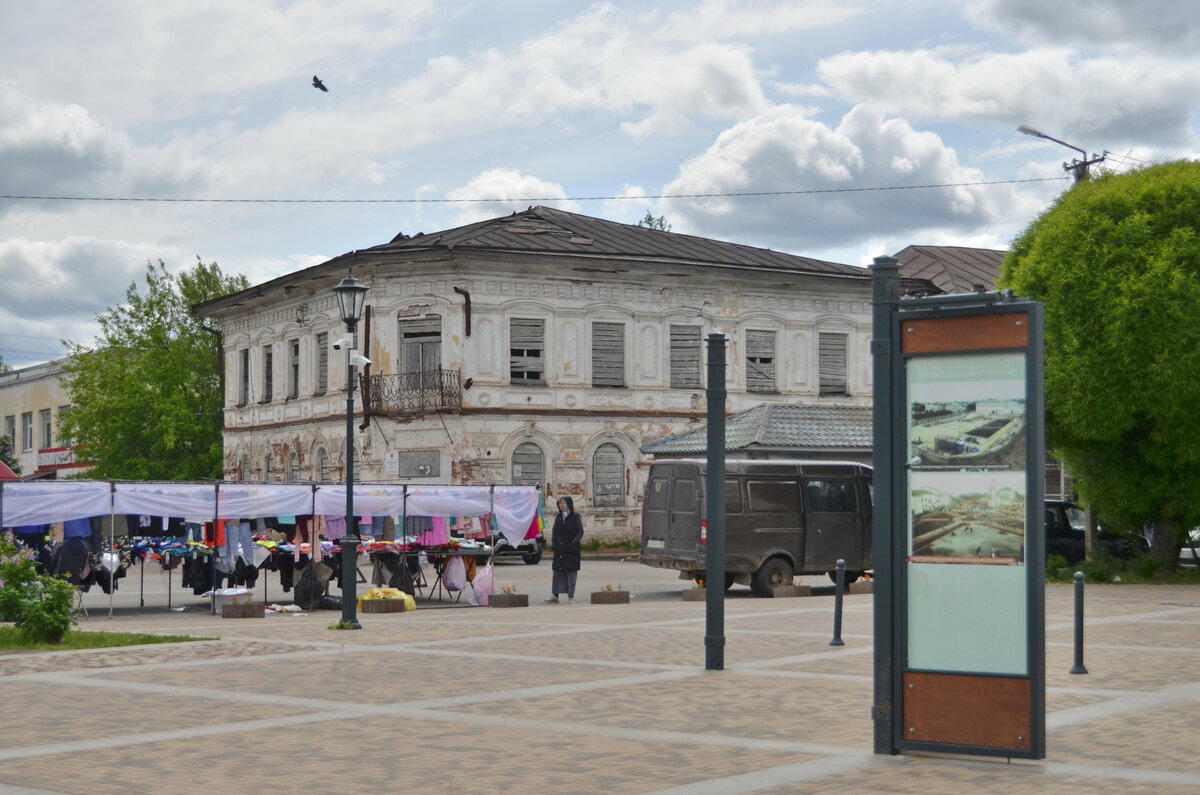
[819,332,848,395]
[592,443,625,507]
[316,333,328,394]
[670,324,702,389]
[592,322,625,387]
[511,442,544,486]
[745,329,776,393]
[510,318,545,383]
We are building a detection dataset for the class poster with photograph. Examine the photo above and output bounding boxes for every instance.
[909,470,1026,563]
[906,351,1028,564]
[907,352,1026,471]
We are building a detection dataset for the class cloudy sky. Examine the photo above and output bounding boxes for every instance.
[3,0,1197,368]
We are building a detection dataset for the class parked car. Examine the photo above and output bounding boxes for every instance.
[490,528,544,564]
[1045,500,1149,564]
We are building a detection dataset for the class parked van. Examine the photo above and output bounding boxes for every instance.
[640,459,873,596]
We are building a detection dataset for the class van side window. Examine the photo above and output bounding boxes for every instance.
[806,480,858,513]
[748,481,800,513]
[725,480,743,513]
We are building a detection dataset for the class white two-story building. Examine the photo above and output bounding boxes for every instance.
[194,206,876,539]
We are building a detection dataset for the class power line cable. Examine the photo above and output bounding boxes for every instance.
[0,177,1060,205]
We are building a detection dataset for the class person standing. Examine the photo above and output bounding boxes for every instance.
[546,496,584,604]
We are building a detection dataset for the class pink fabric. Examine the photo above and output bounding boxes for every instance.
[322,514,347,542]
[418,516,450,546]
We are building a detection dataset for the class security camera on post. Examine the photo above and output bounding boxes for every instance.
[331,335,353,351]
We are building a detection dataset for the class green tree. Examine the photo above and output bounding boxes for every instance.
[0,436,19,476]
[0,354,10,373]
[1000,161,1200,566]
[60,259,248,480]
[635,211,671,232]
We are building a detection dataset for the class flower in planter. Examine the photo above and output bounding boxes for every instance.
[500,585,517,595]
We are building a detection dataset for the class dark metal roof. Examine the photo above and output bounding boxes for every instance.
[369,205,867,278]
[641,403,873,455]
[895,245,1007,294]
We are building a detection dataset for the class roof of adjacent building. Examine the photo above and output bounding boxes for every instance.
[640,403,873,455]
[895,245,1008,294]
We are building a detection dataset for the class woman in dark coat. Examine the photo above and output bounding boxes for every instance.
[546,496,584,604]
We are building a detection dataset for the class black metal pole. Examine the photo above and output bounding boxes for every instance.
[870,255,900,754]
[830,558,845,647]
[704,333,727,671]
[1070,571,1087,674]
[341,324,361,629]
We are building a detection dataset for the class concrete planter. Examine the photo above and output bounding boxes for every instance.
[772,584,812,598]
[490,593,529,608]
[361,599,406,614]
[221,602,264,619]
[681,588,707,601]
[849,580,874,595]
[590,590,630,604]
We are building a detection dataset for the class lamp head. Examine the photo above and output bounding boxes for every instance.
[333,272,369,327]
[1017,125,1044,139]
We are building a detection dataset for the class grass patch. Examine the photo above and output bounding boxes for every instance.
[0,625,209,653]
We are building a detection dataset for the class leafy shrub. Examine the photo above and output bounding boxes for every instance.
[0,530,39,622]
[16,575,77,644]
[1045,553,1071,582]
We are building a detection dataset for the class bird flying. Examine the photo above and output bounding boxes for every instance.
[312,75,328,92]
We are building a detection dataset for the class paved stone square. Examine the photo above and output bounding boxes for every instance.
[0,564,1197,794]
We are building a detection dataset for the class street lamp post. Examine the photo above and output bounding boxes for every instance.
[334,271,369,629]
[1017,125,1105,184]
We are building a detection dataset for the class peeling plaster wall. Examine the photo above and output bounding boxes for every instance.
[210,257,872,541]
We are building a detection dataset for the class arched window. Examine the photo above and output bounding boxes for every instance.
[511,442,543,487]
[315,447,330,483]
[265,451,275,482]
[239,455,250,482]
[592,443,624,507]
[287,452,299,482]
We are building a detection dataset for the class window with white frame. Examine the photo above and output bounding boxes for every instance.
[3,416,15,449]
[21,412,33,451]
[669,324,702,389]
[57,406,71,447]
[591,322,625,387]
[39,409,52,449]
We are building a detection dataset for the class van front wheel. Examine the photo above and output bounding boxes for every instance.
[752,558,794,597]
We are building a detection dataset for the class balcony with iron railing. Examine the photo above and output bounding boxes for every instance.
[365,369,461,416]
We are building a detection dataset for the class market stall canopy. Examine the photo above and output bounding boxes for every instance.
[1,481,540,543]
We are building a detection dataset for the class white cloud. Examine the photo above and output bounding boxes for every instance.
[661,104,1039,253]
[817,47,1200,150]
[965,0,1200,54]
[446,169,580,226]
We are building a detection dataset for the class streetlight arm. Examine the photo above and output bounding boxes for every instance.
[1017,125,1086,160]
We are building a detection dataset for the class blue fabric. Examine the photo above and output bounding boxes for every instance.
[63,517,93,539]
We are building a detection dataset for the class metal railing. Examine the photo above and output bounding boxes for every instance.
[365,369,461,416]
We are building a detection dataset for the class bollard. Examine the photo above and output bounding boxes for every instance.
[1070,571,1088,675]
[830,558,846,647]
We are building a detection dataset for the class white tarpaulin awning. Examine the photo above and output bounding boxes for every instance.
[0,480,112,526]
